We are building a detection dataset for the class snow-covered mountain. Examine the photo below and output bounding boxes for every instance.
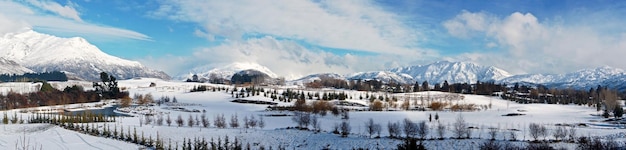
[500,66,626,90]
[0,57,33,75]
[389,61,512,84]
[177,62,278,81]
[347,71,414,84]
[0,30,170,81]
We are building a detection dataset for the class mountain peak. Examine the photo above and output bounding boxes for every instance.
[178,62,277,81]
[0,30,170,80]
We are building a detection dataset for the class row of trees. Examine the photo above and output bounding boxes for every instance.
[0,85,101,110]
[0,71,68,82]
[138,113,266,130]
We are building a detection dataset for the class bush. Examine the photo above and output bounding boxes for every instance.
[526,142,554,150]
[450,104,477,111]
[370,100,384,111]
[397,138,425,150]
[479,141,501,150]
[429,102,448,111]
[577,136,621,150]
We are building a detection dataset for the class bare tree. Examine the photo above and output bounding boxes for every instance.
[365,118,376,138]
[453,114,468,139]
[243,116,250,129]
[214,114,226,128]
[201,113,210,128]
[340,121,351,137]
[529,123,541,141]
[488,126,498,140]
[145,115,153,125]
[187,114,194,127]
[508,131,517,141]
[230,113,239,128]
[166,115,172,126]
[568,127,577,142]
[248,115,257,128]
[388,121,401,138]
[436,122,446,140]
[373,123,382,138]
[139,116,143,127]
[539,124,548,141]
[311,115,320,132]
[292,112,311,129]
[553,126,567,141]
[156,114,164,126]
[416,121,429,140]
[403,118,418,139]
[258,116,265,129]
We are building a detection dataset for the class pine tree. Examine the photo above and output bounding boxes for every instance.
[120,126,125,141]
[113,125,118,139]
[155,132,163,150]
[614,105,624,119]
[2,112,8,124]
[140,131,146,145]
[133,127,138,143]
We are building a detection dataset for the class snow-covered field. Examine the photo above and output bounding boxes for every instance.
[0,78,625,149]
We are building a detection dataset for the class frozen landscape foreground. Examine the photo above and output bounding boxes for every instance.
[0,78,625,149]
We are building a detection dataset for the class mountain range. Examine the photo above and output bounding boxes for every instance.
[0,30,170,81]
[0,30,624,91]
[190,61,626,91]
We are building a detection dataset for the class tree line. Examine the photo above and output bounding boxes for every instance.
[0,71,68,82]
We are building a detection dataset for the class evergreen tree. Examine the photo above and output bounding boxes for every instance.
[2,113,8,124]
[614,105,624,119]
[133,127,138,143]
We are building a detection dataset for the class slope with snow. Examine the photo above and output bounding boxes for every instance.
[390,61,512,84]
[0,30,170,81]
[501,66,626,90]
[176,62,278,81]
[0,57,33,75]
[346,71,414,84]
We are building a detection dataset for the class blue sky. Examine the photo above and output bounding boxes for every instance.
[1,0,626,79]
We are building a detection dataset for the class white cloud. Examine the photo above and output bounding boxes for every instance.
[444,11,626,74]
[0,14,31,35]
[139,36,423,80]
[443,10,492,38]
[189,36,378,80]
[148,0,421,55]
[24,0,83,22]
[0,1,150,41]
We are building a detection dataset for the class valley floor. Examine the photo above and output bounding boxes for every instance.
[0,78,625,149]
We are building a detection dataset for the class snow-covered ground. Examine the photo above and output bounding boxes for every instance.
[0,124,138,149]
[0,78,625,149]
